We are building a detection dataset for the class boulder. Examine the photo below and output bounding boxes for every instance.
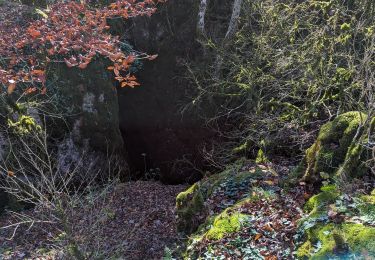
[297,186,375,259]
[46,59,127,176]
[297,111,370,184]
[176,159,302,259]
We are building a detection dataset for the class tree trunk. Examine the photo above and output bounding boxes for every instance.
[197,0,209,36]
[214,0,244,79]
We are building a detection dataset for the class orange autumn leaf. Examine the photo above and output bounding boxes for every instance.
[121,80,140,88]
[78,62,89,69]
[25,87,37,94]
[7,171,15,177]
[254,233,262,241]
[7,82,16,94]
[47,48,55,55]
[262,223,274,232]
[0,0,162,97]
[31,70,45,76]
[28,28,41,38]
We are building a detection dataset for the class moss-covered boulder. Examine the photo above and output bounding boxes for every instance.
[297,223,375,259]
[298,111,369,184]
[297,187,375,259]
[176,159,275,234]
[176,183,206,234]
[175,159,307,259]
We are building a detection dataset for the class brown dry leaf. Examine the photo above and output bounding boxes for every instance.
[262,223,274,232]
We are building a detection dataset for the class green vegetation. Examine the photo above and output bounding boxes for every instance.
[1,0,375,258]
[297,186,375,259]
[176,159,270,234]
[189,0,375,164]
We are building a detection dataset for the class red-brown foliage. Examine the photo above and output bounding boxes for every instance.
[0,0,164,94]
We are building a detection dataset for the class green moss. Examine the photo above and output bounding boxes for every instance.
[297,240,313,258]
[255,149,269,164]
[233,141,250,154]
[297,223,375,259]
[176,162,249,234]
[304,185,340,218]
[301,111,368,183]
[205,212,247,240]
[176,158,274,236]
[342,223,375,254]
[361,189,375,204]
[176,183,205,233]
[340,23,351,31]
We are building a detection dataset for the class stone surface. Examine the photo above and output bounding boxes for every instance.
[47,59,126,176]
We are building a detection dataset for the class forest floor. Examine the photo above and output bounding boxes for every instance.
[0,181,187,260]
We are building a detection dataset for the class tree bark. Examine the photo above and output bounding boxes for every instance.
[214,0,243,79]
[197,0,209,36]
[225,0,243,41]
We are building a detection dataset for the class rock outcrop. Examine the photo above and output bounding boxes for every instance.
[295,111,371,184]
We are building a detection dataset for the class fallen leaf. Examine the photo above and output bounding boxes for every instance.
[254,233,262,241]
[7,82,16,94]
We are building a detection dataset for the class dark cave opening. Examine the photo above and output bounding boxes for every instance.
[116,61,212,185]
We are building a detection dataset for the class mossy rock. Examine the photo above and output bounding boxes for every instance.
[298,186,375,259]
[304,185,340,220]
[176,159,273,234]
[176,183,206,234]
[298,111,369,184]
[297,223,375,259]
[182,187,277,259]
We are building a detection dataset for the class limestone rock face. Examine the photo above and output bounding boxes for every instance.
[47,59,126,175]
[48,59,123,152]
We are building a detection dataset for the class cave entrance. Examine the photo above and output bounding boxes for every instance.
[117,79,211,184]
[113,0,214,184]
